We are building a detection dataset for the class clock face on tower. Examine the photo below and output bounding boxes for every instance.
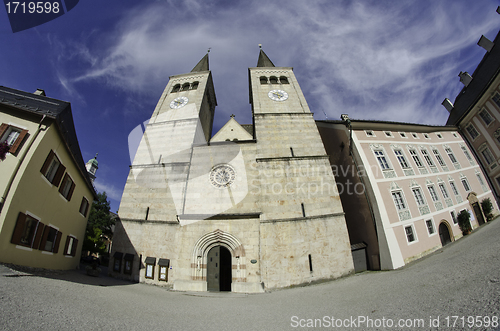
[170,96,189,109]
[268,90,288,101]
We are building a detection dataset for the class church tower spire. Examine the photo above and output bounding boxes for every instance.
[191,50,210,72]
[256,45,275,67]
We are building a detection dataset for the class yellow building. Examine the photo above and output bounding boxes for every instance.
[0,86,96,270]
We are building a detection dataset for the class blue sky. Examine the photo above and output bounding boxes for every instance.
[1,0,499,212]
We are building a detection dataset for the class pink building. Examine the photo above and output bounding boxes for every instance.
[317,119,497,270]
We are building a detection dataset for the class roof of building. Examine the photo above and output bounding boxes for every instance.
[240,124,254,136]
[191,53,210,72]
[317,118,457,132]
[446,29,500,125]
[0,86,96,197]
[257,48,275,67]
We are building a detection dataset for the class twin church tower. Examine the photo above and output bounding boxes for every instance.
[111,49,354,292]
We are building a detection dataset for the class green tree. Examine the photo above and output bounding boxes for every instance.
[82,192,114,255]
[457,209,472,235]
[480,198,494,222]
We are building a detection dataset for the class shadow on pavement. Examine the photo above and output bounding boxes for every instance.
[1,262,135,287]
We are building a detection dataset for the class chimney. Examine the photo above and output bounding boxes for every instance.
[442,98,454,113]
[34,89,46,96]
[477,35,494,52]
[458,72,472,87]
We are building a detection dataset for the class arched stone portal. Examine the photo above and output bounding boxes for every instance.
[438,221,453,246]
[191,229,246,292]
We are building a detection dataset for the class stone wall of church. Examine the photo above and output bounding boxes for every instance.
[260,215,354,289]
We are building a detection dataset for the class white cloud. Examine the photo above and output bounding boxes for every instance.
[53,0,500,126]
[93,179,123,204]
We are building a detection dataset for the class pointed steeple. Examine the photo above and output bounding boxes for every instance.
[191,49,210,72]
[257,45,275,67]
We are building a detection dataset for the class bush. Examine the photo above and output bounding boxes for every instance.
[480,198,494,221]
[457,209,472,235]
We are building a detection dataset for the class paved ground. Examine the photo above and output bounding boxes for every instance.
[1,219,499,331]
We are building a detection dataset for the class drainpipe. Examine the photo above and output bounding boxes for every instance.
[0,115,47,213]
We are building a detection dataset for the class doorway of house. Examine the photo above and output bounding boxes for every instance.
[472,202,485,226]
[206,246,232,291]
[438,222,452,246]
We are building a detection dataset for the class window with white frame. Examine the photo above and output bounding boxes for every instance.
[450,210,458,224]
[384,131,393,137]
[425,220,435,234]
[374,150,390,170]
[394,149,410,168]
[365,130,375,137]
[411,133,418,139]
[399,132,407,138]
[449,181,459,195]
[40,150,66,186]
[466,123,480,140]
[63,236,78,257]
[493,93,500,108]
[461,177,471,191]
[0,123,28,155]
[444,147,458,164]
[79,197,89,217]
[423,133,430,139]
[438,183,449,199]
[409,149,424,167]
[428,185,439,202]
[479,108,494,126]
[392,191,406,210]
[412,188,426,206]
[421,148,435,167]
[476,173,485,186]
[432,149,446,167]
[495,129,500,145]
[461,145,473,162]
[59,173,75,201]
[436,133,443,139]
[405,225,416,243]
[479,144,496,165]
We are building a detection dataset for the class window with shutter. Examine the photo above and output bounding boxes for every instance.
[10,212,45,248]
[64,236,78,256]
[39,226,61,253]
[0,123,28,155]
[59,173,75,201]
[79,197,89,217]
[40,150,66,186]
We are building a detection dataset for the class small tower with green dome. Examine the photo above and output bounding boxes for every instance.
[85,153,98,183]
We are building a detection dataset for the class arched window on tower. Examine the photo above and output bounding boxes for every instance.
[279,76,289,84]
[270,76,278,84]
[260,76,268,84]
[182,83,191,91]
[171,84,181,93]
[191,81,199,90]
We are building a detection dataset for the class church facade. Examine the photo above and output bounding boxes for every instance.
[110,50,355,292]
